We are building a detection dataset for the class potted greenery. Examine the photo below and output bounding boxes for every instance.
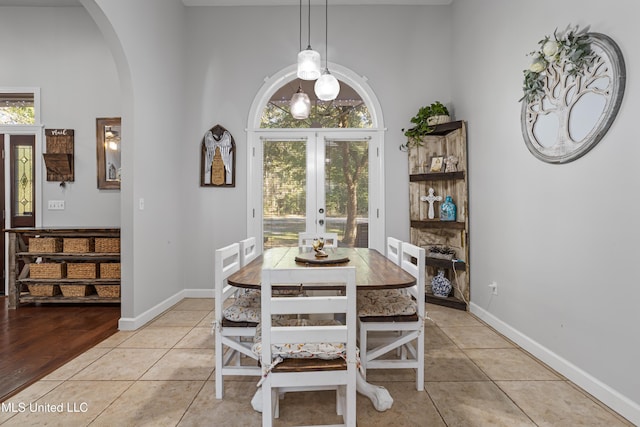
[400,101,450,151]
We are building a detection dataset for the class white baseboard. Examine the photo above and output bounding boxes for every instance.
[470,303,640,426]
[117,289,214,331]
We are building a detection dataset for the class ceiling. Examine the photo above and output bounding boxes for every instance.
[0,0,451,6]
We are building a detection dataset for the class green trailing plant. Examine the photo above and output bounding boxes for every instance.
[520,25,593,103]
[400,101,450,151]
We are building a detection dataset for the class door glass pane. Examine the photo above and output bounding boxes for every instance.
[263,140,307,249]
[14,144,34,217]
[325,140,369,247]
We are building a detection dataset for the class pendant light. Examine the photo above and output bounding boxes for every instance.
[290,0,312,119]
[290,83,311,119]
[297,0,321,80]
[314,0,340,101]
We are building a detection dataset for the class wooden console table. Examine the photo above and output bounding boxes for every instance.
[5,227,121,309]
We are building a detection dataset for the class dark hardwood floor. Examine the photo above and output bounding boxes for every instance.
[0,297,120,401]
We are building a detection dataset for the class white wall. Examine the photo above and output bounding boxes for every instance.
[451,0,639,423]
[87,0,187,323]
[0,6,121,227]
[181,5,454,288]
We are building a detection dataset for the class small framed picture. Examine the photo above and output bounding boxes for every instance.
[429,156,445,173]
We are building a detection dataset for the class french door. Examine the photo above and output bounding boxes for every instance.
[250,130,383,252]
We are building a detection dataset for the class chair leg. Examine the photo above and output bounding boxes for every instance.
[262,380,273,427]
[417,329,425,391]
[215,330,223,399]
[359,324,368,380]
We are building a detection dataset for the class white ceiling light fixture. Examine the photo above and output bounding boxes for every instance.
[297,0,321,80]
[314,0,340,101]
[290,83,311,119]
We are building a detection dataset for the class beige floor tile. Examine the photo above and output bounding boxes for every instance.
[140,349,214,381]
[465,348,561,381]
[426,381,536,426]
[90,380,203,427]
[426,304,483,327]
[196,311,214,328]
[0,380,132,427]
[272,389,346,426]
[440,326,516,349]
[179,380,261,427]
[148,310,209,327]
[357,382,445,426]
[118,326,191,348]
[175,326,215,349]
[0,380,63,424]
[497,380,635,426]
[93,330,137,348]
[43,347,112,380]
[425,323,457,350]
[425,348,489,382]
[171,298,213,311]
[71,348,168,381]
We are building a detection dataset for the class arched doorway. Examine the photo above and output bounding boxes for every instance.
[246,63,386,252]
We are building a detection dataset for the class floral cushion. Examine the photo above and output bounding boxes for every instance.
[252,318,345,360]
[357,289,416,317]
[222,293,261,323]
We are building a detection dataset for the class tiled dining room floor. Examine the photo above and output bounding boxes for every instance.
[0,298,633,426]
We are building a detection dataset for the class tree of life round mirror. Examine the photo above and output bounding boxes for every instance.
[520,28,626,164]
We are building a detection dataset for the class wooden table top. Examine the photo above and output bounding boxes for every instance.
[227,247,416,290]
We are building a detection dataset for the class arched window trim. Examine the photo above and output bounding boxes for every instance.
[246,63,387,252]
[246,63,385,131]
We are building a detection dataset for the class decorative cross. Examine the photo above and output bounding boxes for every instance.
[420,188,442,219]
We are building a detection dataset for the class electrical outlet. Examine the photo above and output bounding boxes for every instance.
[47,200,65,210]
[488,281,498,295]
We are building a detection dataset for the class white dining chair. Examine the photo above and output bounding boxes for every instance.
[298,232,339,249]
[255,266,357,427]
[358,241,425,391]
[214,242,261,399]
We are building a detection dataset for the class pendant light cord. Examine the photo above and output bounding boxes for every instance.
[324,0,328,69]
[299,0,302,52]
[307,0,312,49]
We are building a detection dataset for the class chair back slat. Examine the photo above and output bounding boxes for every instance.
[214,243,241,318]
[399,242,425,317]
[298,232,339,249]
[239,236,259,266]
[386,236,402,265]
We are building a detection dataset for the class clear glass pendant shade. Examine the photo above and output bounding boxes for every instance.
[290,87,311,119]
[314,69,340,101]
[297,48,321,80]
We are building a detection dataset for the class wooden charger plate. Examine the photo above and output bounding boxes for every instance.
[294,250,350,265]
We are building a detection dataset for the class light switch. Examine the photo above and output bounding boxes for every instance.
[47,200,65,210]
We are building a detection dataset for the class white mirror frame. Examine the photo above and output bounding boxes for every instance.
[521,33,626,164]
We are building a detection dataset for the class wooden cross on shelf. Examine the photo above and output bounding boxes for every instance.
[420,187,442,219]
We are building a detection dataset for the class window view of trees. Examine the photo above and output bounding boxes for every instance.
[0,93,35,125]
[261,80,371,248]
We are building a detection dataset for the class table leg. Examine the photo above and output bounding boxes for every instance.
[250,370,393,412]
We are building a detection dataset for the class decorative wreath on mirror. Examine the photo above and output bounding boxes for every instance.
[520,25,626,164]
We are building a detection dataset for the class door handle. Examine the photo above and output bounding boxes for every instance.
[318,219,324,226]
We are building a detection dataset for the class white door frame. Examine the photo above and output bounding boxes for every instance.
[246,63,386,252]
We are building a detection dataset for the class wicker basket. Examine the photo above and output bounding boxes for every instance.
[95,285,120,298]
[67,263,97,279]
[30,263,66,279]
[63,238,95,253]
[60,285,93,297]
[100,263,121,279]
[28,237,62,253]
[95,238,120,253]
[28,284,61,296]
